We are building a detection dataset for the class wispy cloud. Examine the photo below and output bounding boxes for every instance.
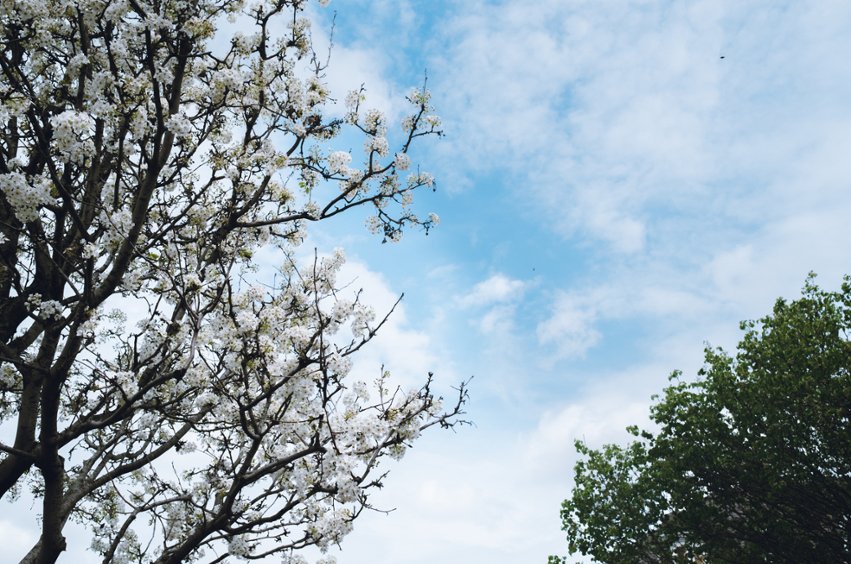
[458,273,526,307]
[432,0,851,254]
[537,292,602,360]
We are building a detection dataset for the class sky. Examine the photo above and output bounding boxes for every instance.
[4,0,851,562]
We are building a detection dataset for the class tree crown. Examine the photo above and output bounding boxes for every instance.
[0,0,467,562]
[559,274,851,564]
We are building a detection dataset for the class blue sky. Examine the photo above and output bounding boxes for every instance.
[4,0,851,562]
[298,0,851,561]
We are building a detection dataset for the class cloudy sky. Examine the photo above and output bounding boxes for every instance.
[4,0,851,562]
[296,0,851,561]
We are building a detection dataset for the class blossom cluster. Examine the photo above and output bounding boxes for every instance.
[25,293,64,320]
[363,109,387,136]
[165,112,192,138]
[0,364,18,390]
[363,135,389,158]
[0,172,52,223]
[394,152,411,171]
[328,151,352,175]
[49,110,95,164]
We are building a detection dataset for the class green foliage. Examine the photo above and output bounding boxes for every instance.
[559,275,851,564]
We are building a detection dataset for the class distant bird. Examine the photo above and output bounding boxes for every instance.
[720,56,725,59]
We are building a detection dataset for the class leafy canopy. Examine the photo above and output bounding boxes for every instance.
[559,275,851,564]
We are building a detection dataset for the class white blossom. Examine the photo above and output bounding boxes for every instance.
[0,172,51,223]
[394,152,410,171]
[228,536,251,558]
[344,90,361,112]
[49,110,95,163]
[165,112,192,138]
[327,151,352,174]
[423,114,442,129]
[365,215,381,234]
[363,136,389,158]
[363,109,386,136]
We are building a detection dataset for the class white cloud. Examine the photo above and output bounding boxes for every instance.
[534,275,731,363]
[333,258,449,390]
[477,303,517,335]
[525,393,661,482]
[537,292,602,361]
[454,274,527,341]
[426,263,458,279]
[320,41,409,124]
[459,273,525,307]
[432,0,851,254]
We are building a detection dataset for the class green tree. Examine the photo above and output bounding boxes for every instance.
[558,275,851,564]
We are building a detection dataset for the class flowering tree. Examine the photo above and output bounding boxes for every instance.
[0,0,467,562]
